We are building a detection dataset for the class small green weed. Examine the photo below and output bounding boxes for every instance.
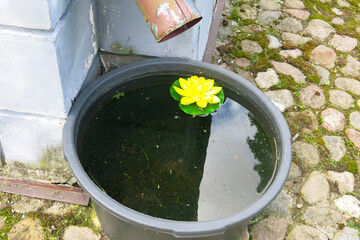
[249,216,262,224]
[326,159,338,169]
[347,216,360,237]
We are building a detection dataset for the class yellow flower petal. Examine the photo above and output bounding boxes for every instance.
[181,97,196,105]
[173,86,187,97]
[192,95,201,102]
[201,95,211,100]
[196,99,208,108]
[189,77,198,89]
[174,86,195,97]
[209,95,220,104]
[191,76,200,82]
[206,86,222,96]
[198,77,206,86]
[204,80,214,91]
[179,78,189,90]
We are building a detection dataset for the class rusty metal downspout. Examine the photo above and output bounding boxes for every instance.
[134,0,202,43]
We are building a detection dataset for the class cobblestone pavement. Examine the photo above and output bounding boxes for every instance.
[0,192,107,239]
[212,0,360,239]
[2,0,360,239]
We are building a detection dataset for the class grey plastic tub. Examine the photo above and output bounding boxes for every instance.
[63,58,291,240]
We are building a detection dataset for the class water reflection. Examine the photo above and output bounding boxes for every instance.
[247,114,275,193]
[80,82,275,222]
[197,99,273,221]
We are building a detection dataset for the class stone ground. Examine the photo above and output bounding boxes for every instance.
[212,0,360,239]
[0,192,106,239]
[2,0,360,239]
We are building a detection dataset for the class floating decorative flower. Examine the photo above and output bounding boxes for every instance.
[170,76,225,116]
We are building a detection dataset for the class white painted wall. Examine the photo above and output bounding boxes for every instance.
[48,0,73,29]
[0,0,97,118]
[0,0,97,169]
[0,111,65,164]
[0,30,64,117]
[55,0,98,115]
[0,0,71,30]
[96,0,216,60]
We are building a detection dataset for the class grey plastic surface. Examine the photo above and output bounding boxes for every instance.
[63,58,292,239]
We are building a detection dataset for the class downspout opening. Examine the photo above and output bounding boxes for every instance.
[134,0,203,43]
[158,16,202,42]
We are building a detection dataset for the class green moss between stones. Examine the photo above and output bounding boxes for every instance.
[270,74,305,93]
[281,41,297,50]
[296,129,352,172]
[0,197,98,240]
[228,45,252,60]
[285,57,320,84]
[302,0,335,22]
[228,0,257,21]
[265,28,282,40]
[228,4,257,25]
[296,130,337,171]
[335,20,360,54]
[339,132,360,174]
[346,158,359,174]
[0,196,23,240]
[229,31,284,75]
[265,48,283,62]
[347,0,360,7]
[225,0,360,175]
[335,18,359,37]
[298,41,317,61]
[233,31,268,49]
[238,19,257,27]
[249,59,272,73]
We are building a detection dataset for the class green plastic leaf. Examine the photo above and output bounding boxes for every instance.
[169,80,182,101]
[169,79,225,116]
[179,102,221,115]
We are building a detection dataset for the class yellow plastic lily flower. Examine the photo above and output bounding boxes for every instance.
[173,76,222,108]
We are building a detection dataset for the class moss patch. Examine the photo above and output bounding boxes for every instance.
[222,0,360,177]
[0,145,74,184]
[347,160,358,174]
[302,0,335,21]
[110,43,132,54]
[270,74,305,93]
[0,195,99,240]
[286,57,320,84]
[229,31,283,75]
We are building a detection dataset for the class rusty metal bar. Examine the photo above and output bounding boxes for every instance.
[134,0,202,42]
[0,176,90,206]
[202,0,226,62]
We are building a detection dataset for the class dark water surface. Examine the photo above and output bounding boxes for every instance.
[79,79,277,222]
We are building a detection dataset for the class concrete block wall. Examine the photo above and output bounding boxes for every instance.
[0,0,71,30]
[0,0,97,172]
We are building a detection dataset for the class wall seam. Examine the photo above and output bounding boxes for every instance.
[0,110,66,121]
[0,0,76,40]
